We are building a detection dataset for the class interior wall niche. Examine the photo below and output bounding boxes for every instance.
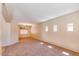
[19,25,32,39]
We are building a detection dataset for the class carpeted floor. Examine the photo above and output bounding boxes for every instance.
[2,39,79,56]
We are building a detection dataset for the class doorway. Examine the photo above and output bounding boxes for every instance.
[18,24,32,42]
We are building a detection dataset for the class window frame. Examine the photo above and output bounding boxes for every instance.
[67,23,74,32]
[53,24,58,32]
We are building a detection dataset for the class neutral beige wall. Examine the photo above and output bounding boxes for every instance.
[0,16,1,46]
[31,24,39,34]
[30,24,40,39]
[0,3,2,56]
[38,11,79,52]
[0,3,2,44]
[0,17,1,45]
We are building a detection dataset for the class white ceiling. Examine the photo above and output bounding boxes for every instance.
[7,3,79,23]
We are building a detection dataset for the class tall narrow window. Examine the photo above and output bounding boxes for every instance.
[53,25,57,32]
[67,23,74,32]
[45,26,48,32]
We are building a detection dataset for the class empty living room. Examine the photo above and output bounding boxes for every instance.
[0,3,79,56]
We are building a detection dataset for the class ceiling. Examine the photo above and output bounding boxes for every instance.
[7,3,79,23]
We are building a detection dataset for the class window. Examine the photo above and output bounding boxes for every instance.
[67,23,74,32]
[53,25,57,32]
[45,26,48,32]
[20,30,28,35]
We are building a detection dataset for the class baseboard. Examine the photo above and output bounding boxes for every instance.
[37,39,79,53]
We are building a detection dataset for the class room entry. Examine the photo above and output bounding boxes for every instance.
[18,24,32,40]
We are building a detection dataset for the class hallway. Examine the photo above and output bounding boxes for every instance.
[1,3,79,56]
[2,38,79,56]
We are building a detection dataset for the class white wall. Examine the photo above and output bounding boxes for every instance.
[1,20,11,46]
[0,4,19,47]
[1,19,19,46]
[10,20,19,46]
